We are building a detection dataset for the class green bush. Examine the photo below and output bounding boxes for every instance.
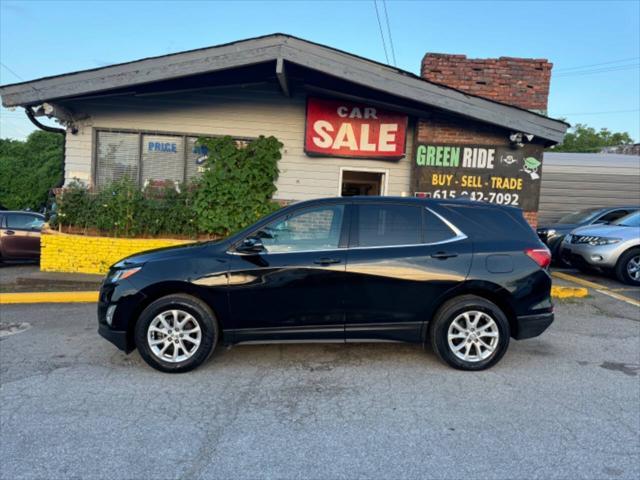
[54,135,283,238]
[193,135,282,236]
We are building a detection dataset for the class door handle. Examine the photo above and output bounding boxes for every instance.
[313,258,341,265]
[431,251,458,260]
[5,230,15,235]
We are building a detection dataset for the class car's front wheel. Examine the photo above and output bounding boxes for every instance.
[134,294,218,373]
[616,248,640,286]
[429,295,510,370]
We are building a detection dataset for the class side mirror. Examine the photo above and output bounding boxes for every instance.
[237,236,265,254]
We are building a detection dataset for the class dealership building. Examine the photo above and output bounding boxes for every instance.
[0,34,568,226]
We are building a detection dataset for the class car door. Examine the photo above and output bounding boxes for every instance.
[344,203,473,342]
[1,213,43,259]
[226,202,350,343]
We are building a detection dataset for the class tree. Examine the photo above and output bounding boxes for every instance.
[0,130,64,210]
[549,123,634,153]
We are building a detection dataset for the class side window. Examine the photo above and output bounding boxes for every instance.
[256,205,344,253]
[423,210,457,243]
[596,210,628,224]
[357,205,421,247]
[6,214,44,230]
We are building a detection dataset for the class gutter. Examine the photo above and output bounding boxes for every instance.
[25,106,66,188]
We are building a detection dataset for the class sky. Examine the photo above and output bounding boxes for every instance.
[1,0,639,141]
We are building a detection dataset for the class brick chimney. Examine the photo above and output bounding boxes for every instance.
[421,54,552,114]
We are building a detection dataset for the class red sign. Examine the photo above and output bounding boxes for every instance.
[304,97,408,160]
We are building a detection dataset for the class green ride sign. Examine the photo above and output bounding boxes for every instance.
[413,143,544,211]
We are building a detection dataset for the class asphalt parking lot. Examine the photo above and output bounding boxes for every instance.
[1,272,639,479]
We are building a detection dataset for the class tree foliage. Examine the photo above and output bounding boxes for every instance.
[0,130,64,210]
[549,123,634,153]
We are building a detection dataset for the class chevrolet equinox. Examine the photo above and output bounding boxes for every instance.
[98,197,554,372]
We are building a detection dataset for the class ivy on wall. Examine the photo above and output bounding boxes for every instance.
[193,135,282,236]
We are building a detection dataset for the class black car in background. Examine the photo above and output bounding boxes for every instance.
[98,197,554,373]
[537,206,639,262]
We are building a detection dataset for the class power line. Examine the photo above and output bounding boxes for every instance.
[555,57,640,72]
[555,63,639,77]
[555,108,640,116]
[382,0,397,66]
[0,62,26,82]
[373,0,390,65]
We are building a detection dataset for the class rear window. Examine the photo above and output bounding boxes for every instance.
[356,204,421,247]
[424,210,457,243]
[441,204,538,242]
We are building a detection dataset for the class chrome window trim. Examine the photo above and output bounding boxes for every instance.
[227,206,467,255]
[425,207,467,240]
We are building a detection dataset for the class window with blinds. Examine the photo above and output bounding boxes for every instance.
[94,130,248,188]
[141,135,184,185]
[95,131,139,187]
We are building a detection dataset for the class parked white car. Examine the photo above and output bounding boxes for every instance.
[561,211,640,285]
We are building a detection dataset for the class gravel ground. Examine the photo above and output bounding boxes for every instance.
[0,291,639,480]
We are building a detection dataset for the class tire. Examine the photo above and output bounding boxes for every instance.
[428,295,510,371]
[615,248,640,286]
[134,294,218,373]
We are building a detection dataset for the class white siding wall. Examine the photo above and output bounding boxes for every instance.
[64,85,414,200]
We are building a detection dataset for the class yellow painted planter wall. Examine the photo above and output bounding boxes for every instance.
[40,232,192,275]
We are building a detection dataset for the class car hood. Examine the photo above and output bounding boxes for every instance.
[570,224,639,239]
[112,241,211,268]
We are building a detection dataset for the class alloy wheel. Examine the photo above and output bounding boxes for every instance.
[147,309,202,363]
[627,255,640,282]
[447,310,499,362]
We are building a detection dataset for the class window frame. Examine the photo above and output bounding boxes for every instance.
[91,127,256,188]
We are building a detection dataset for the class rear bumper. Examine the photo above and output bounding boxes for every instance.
[513,312,554,340]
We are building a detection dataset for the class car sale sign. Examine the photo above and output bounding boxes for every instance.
[304,97,408,160]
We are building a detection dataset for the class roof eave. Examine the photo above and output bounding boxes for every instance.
[0,33,567,143]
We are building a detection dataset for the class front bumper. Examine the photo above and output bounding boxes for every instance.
[98,324,131,352]
[560,242,619,269]
[513,312,554,340]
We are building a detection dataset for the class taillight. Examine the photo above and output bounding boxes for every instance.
[525,247,552,269]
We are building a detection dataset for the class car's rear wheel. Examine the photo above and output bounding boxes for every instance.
[429,295,510,371]
[134,294,218,373]
[615,248,640,286]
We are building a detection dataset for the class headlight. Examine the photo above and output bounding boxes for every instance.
[110,266,142,282]
[546,229,556,236]
[581,236,621,246]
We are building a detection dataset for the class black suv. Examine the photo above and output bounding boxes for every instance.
[98,197,553,373]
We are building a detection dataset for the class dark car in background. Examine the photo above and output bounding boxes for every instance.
[537,206,638,263]
[0,211,45,262]
[98,197,554,373]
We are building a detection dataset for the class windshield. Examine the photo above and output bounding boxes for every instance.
[613,211,640,227]
[557,208,601,225]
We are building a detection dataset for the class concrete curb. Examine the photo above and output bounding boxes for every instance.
[0,291,99,304]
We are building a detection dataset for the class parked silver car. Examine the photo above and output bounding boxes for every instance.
[560,211,640,285]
